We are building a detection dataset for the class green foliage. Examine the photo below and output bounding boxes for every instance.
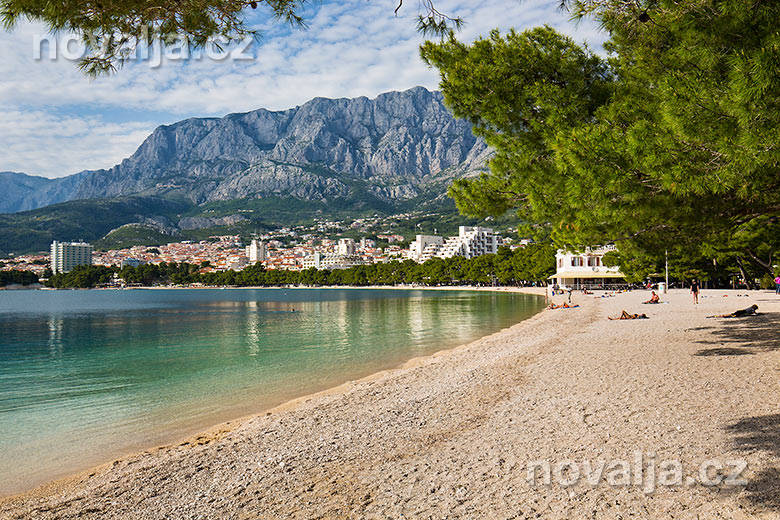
[46,245,555,288]
[0,196,189,255]
[707,216,780,279]
[596,239,774,287]
[421,3,779,278]
[47,265,114,288]
[94,225,181,250]
[0,269,38,286]
[759,274,775,290]
[421,26,613,222]
[117,262,201,285]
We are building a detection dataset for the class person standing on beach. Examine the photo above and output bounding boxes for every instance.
[775,275,780,295]
[690,279,700,304]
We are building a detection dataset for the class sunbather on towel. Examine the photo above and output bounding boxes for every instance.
[608,310,649,320]
[707,304,758,318]
[643,291,660,304]
[547,302,580,310]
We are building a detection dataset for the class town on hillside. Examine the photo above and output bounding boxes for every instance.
[7,225,515,279]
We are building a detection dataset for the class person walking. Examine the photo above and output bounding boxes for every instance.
[775,275,780,295]
[690,279,700,304]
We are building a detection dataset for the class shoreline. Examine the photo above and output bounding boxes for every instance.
[0,286,547,501]
[3,288,777,518]
[39,284,550,294]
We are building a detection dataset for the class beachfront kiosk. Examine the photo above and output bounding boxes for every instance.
[549,245,626,290]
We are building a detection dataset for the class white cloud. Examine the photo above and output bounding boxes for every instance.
[0,0,607,177]
[0,110,155,177]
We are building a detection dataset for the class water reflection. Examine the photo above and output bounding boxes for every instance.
[47,315,64,359]
[0,289,544,495]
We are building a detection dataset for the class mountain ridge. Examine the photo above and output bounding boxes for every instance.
[2,87,490,214]
[0,87,495,254]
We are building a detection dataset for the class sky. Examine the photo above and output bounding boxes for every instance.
[0,0,607,179]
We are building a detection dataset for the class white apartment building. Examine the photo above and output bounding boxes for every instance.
[408,227,501,262]
[50,240,93,274]
[302,252,325,269]
[550,245,625,289]
[435,226,501,260]
[302,252,369,270]
[337,238,356,256]
[246,239,267,263]
[409,235,444,262]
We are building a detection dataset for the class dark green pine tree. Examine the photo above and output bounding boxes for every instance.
[420,0,779,278]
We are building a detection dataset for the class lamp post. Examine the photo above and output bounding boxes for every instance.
[664,249,669,294]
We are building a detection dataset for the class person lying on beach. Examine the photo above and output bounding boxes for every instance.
[643,291,660,304]
[706,304,758,318]
[547,302,580,310]
[608,310,649,320]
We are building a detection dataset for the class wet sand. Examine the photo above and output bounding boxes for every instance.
[2,288,778,519]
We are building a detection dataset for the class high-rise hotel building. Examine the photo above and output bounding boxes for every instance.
[245,239,267,263]
[50,240,93,274]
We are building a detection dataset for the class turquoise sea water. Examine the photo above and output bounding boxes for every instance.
[0,288,543,494]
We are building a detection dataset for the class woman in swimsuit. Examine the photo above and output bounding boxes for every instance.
[690,280,700,304]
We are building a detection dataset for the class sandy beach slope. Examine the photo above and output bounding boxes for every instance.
[2,288,778,519]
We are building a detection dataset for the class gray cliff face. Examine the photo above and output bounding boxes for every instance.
[1,87,489,213]
[0,171,90,213]
[0,172,53,213]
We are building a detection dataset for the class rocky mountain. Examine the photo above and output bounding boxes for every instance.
[0,171,88,213]
[2,87,490,214]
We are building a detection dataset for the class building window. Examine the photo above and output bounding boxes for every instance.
[571,257,583,267]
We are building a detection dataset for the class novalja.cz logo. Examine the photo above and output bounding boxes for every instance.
[524,452,747,494]
[32,30,255,67]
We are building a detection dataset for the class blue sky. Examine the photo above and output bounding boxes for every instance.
[0,0,606,178]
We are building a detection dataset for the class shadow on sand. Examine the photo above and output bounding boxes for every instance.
[725,414,780,511]
[692,312,780,356]
[703,310,780,509]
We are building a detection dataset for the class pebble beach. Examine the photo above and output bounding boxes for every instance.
[2,288,778,519]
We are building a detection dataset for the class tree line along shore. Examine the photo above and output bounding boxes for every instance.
[4,241,779,290]
[39,245,556,289]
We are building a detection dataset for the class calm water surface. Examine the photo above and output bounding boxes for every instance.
[0,288,543,494]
